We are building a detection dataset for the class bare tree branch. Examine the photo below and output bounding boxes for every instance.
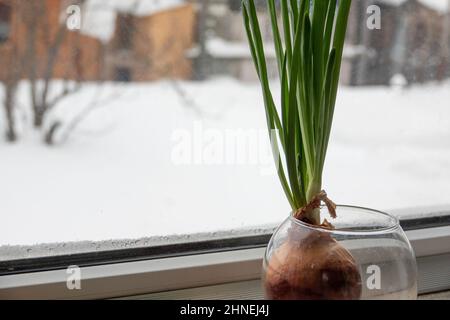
[48,83,128,145]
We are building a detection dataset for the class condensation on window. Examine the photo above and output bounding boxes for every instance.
[0,0,449,260]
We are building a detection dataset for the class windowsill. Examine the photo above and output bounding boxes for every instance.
[1,225,450,299]
[419,291,450,300]
[122,282,450,300]
[2,207,449,274]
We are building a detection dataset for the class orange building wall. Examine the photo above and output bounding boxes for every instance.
[139,3,195,80]
[105,3,195,81]
[0,0,103,82]
[1,0,194,83]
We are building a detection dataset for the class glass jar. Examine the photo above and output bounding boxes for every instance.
[263,205,417,300]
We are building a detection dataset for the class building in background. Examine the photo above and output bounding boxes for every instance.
[188,0,450,85]
[83,0,195,82]
[187,0,278,81]
[0,0,103,82]
[344,0,450,86]
[0,0,195,83]
[1,0,448,85]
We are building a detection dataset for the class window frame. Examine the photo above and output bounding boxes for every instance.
[1,211,449,276]
[1,209,450,299]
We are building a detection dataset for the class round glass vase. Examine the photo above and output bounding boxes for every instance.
[263,206,417,300]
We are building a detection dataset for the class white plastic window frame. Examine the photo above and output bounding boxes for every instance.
[0,222,449,299]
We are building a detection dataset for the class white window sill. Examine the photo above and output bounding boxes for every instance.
[0,225,450,299]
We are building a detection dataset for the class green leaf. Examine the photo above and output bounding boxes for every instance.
[318,49,336,175]
[323,0,337,65]
[311,0,328,82]
[286,23,306,206]
[280,53,289,144]
[244,1,284,146]
[242,0,352,211]
[330,0,352,110]
[268,0,284,78]
[289,0,299,31]
[280,0,292,72]
[298,13,315,181]
[243,1,295,209]
[311,0,328,141]
[321,0,352,168]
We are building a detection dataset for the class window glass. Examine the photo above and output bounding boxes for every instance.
[0,0,449,262]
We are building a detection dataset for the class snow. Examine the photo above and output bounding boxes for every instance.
[379,0,408,6]
[0,79,450,251]
[81,0,185,42]
[200,38,276,59]
[380,0,449,13]
[419,0,450,13]
[390,73,408,87]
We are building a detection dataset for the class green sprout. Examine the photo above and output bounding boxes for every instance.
[242,0,352,224]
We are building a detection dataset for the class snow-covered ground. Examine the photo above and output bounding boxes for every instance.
[0,78,449,253]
